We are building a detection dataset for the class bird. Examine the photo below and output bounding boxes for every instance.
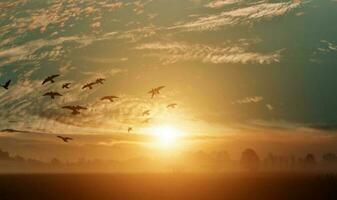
[62,83,71,89]
[43,92,62,99]
[82,82,96,90]
[148,86,165,98]
[42,74,60,85]
[57,136,73,143]
[101,96,119,102]
[1,80,11,90]
[95,78,105,84]
[167,103,177,109]
[128,127,132,133]
[148,88,157,98]
[142,110,150,116]
[62,105,87,115]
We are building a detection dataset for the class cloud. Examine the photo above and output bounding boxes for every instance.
[171,1,302,31]
[125,0,153,15]
[266,104,274,111]
[205,0,242,8]
[306,123,337,132]
[233,96,264,104]
[117,26,159,42]
[134,41,282,65]
[0,32,119,68]
[1,0,124,35]
[319,40,337,52]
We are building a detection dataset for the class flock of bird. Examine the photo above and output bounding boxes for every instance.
[1,75,177,143]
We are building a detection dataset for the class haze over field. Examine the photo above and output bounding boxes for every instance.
[1,0,337,172]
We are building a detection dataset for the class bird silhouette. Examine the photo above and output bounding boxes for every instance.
[42,74,60,85]
[142,110,150,116]
[148,86,165,98]
[62,83,71,89]
[1,80,11,90]
[57,136,73,143]
[128,127,132,133]
[43,92,62,99]
[101,96,119,102]
[82,82,96,90]
[95,78,105,84]
[167,103,177,109]
[148,89,156,98]
[62,105,87,115]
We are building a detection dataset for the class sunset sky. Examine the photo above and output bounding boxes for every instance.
[1,0,337,161]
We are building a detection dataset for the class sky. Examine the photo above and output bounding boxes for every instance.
[1,0,337,161]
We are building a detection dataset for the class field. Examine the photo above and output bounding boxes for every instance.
[0,173,337,200]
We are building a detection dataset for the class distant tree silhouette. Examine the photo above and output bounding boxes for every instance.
[214,151,230,162]
[13,155,25,162]
[0,149,10,160]
[51,158,62,166]
[303,153,316,168]
[264,153,276,168]
[240,148,260,171]
[322,153,337,163]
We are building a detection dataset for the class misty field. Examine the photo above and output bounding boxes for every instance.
[0,173,337,200]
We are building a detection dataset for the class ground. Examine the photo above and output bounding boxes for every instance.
[0,173,336,200]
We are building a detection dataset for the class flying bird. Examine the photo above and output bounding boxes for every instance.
[62,105,87,115]
[148,89,157,98]
[43,92,62,99]
[62,83,71,89]
[142,110,150,116]
[101,96,119,102]
[82,82,96,90]
[57,136,73,143]
[128,127,132,133]
[1,80,11,90]
[148,86,165,98]
[42,74,60,85]
[167,103,177,109]
[95,78,105,84]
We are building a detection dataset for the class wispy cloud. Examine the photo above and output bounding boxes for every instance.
[233,96,264,104]
[125,0,153,15]
[172,1,302,31]
[0,32,119,68]
[319,40,337,52]
[205,0,242,8]
[134,41,282,65]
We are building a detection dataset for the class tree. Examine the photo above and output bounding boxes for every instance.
[304,153,316,166]
[240,148,260,171]
[0,149,10,160]
[322,153,337,163]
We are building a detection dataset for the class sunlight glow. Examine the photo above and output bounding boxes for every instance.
[148,125,182,149]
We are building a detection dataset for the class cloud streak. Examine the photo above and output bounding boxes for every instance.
[205,0,242,8]
[172,1,302,31]
[134,41,282,65]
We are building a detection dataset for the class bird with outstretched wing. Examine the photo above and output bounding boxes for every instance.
[57,136,73,143]
[43,92,62,99]
[1,80,11,90]
[42,74,60,85]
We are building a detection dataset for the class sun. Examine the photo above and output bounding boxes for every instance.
[148,125,182,149]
